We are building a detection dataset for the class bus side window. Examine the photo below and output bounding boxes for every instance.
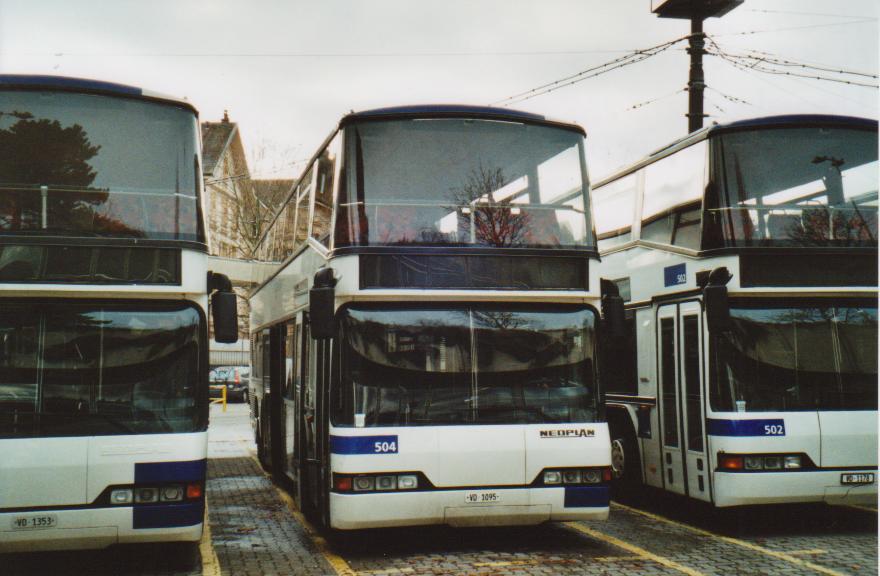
[641,142,706,250]
[312,134,341,246]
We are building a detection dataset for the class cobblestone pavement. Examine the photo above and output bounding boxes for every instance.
[4,403,877,576]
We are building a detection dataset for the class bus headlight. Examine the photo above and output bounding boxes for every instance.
[135,487,159,503]
[161,485,184,502]
[562,470,581,484]
[582,470,602,484]
[397,475,418,490]
[539,468,610,486]
[744,456,764,470]
[718,453,812,472]
[376,476,397,491]
[353,476,376,491]
[543,471,562,485]
[763,456,783,470]
[111,488,133,504]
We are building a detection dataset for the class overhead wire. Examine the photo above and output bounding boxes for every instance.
[626,88,686,111]
[705,36,879,89]
[490,35,689,107]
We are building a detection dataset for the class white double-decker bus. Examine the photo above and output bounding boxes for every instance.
[594,115,877,507]
[0,75,238,551]
[248,105,616,530]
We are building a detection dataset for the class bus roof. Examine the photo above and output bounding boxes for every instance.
[596,114,877,187]
[340,104,586,136]
[0,74,198,114]
[708,114,878,134]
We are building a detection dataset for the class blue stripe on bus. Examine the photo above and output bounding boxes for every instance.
[563,486,610,508]
[133,501,204,529]
[134,459,207,484]
[330,435,398,455]
[707,419,785,437]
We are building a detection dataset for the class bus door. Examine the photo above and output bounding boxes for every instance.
[269,324,285,474]
[257,328,273,469]
[657,302,710,501]
[679,302,710,502]
[299,317,319,515]
[282,321,298,487]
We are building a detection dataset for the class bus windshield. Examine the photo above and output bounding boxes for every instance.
[0,90,203,243]
[335,119,592,249]
[710,301,877,412]
[334,306,598,426]
[0,301,203,437]
[707,126,878,247]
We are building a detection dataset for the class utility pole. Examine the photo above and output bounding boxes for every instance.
[652,0,743,133]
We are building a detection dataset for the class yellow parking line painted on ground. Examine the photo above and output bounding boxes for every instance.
[273,485,356,576]
[200,502,222,576]
[788,549,828,556]
[611,502,848,576]
[565,522,706,576]
[241,446,356,576]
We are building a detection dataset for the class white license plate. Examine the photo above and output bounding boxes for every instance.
[12,514,57,530]
[464,491,501,504]
[841,473,875,485]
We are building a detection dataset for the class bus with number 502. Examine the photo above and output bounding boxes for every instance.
[594,115,877,507]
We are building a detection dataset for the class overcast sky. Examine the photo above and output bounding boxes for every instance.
[0,0,876,180]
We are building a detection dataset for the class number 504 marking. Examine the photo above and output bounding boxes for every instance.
[374,441,397,453]
[764,424,785,436]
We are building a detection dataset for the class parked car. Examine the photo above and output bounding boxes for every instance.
[209,366,250,403]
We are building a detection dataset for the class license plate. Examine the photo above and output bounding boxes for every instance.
[12,514,57,530]
[841,473,875,485]
[464,491,501,504]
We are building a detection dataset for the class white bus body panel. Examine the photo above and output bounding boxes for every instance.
[818,411,878,468]
[329,424,610,529]
[0,433,206,552]
[1,439,89,507]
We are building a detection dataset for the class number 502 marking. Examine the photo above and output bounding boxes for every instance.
[764,424,785,436]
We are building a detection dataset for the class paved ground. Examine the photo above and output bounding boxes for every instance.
[4,403,877,576]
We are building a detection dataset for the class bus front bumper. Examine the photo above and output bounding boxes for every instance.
[329,486,609,530]
[713,470,877,507]
[0,504,203,552]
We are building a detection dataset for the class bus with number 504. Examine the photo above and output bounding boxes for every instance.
[247,105,619,530]
[594,115,877,507]
[0,75,238,551]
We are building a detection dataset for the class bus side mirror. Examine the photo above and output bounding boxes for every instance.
[600,279,625,341]
[703,267,732,333]
[310,267,337,340]
[211,291,239,344]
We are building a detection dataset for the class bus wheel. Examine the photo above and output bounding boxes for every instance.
[611,434,641,494]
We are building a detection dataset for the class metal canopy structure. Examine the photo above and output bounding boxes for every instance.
[651,0,743,19]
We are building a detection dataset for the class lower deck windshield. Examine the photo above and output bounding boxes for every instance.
[710,301,877,411]
[0,301,204,437]
[334,306,597,426]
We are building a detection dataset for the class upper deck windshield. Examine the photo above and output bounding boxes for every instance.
[0,301,204,437]
[0,90,203,244]
[333,305,598,426]
[707,125,877,248]
[335,118,593,250]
